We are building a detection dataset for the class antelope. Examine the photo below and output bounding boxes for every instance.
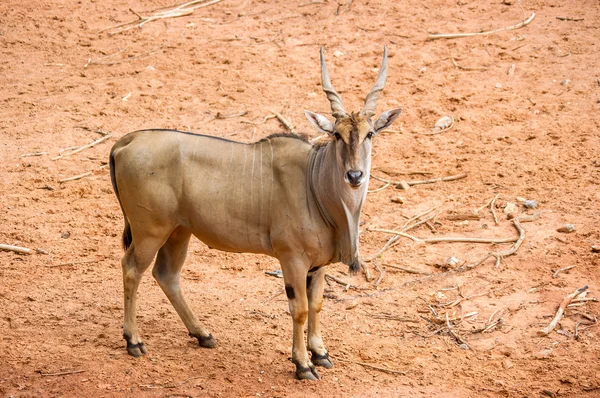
[109,46,401,380]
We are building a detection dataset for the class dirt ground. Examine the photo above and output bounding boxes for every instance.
[1,0,599,396]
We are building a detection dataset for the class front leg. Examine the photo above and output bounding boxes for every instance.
[281,259,320,381]
[306,266,333,369]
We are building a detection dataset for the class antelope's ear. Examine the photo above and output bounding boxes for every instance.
[305,111,334,135]
[373,108,402,135]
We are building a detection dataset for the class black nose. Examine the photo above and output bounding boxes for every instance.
[346,170,363,186]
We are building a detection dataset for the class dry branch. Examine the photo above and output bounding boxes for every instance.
[538,286,588,336]
[0,244,32,255]
[407,173,467,187]
[383,263,431,275]
[446,312,470,348]
[325,274,354,291]
[553,265,577,278]
[39,370,85,377]
[556,16,583,21]
[101,0,224,35]
[364,205,440,262]
[270,110,296,134]
[429,12,536,40]
[334,357,406,375]
[451,57,487,71]
[20,152,48,158]
[366,227,517,245]
[59,172,92,184]
[47,259,96,268]
[51,132,111,161]
[264,287,284,303]
[466,212,540,269]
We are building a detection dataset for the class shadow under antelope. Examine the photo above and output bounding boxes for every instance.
[109,46,401,380]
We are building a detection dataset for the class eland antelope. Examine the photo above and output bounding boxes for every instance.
[109,46,401,380]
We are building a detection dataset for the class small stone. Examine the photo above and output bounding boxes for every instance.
[591,245,600,253]
[495,83,502,89]
[333,50,344,58]
[446,256,460,267]
[557,224,576,233]
[561,79,571,86]
[345,301,359,310]
[419,67,427,73]
[516,196,527,202]
[395,181,411,190]
[524,200,539,209]
[458,343,470,350]
[535,348,553,359]
[503,202,517,215]
[391,196,405,204]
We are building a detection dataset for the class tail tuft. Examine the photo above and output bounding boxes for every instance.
[348,258,361,275]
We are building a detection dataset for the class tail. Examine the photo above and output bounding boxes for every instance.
[109,150,132,251]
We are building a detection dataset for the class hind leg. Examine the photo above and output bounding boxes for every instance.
[152,227,216,348]
[307,266,333,369]
[122,236,165,357]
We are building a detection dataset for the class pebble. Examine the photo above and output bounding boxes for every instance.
[446,256,460,267]
[495,83,502,89]
[561,79,571,86]
[524,200,539,209]
[592,245,599,253]
[391,196,405,204]
[503,202,517,214]
[333,50,344,58]
[557,224,576,233]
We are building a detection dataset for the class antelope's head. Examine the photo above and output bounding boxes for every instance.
[305,46,402,189]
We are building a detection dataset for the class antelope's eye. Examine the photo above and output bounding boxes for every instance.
[333,132,341,140]
[366,131,374,139]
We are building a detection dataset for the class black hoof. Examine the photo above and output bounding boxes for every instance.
[293,360,321,381]
[126,341,147,357]
[189,333,217,348]
[311,351,334,369]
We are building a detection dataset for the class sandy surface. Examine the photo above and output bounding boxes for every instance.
[1,0,599,396]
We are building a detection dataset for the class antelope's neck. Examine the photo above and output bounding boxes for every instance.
[309,142,368,268]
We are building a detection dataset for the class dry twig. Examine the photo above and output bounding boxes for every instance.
[101,0,224,35]
[383,263,431,275]
[429,12,536,40]
[325,273,354,291]
[39,370,85,377]
[20,152,48,158]
[553,265,577,278]
[556,16,583,21]
[59,172,93,184]
[47,259,96,268]
[538,286,588,336]
[0,244,32,255]
[270,110,296,134]
[51,131,111,161]
[334,357,406,375]
[263,287,284,303]
[451,57,488,71]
